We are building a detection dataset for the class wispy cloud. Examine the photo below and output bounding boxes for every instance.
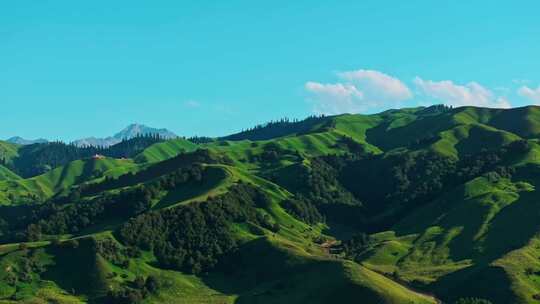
[305,69,412,114]
[305,82,364,114]
[338,69,412,101]
[413,77,511,108]
[305,69,522,114]
[518,85,540,104]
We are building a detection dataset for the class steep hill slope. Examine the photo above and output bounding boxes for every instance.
[134,138,199,163]
[0,166,20,181]
[0,141,19,165]
[4,105,540,303]
[0,157,138,204]
[358,170,540,303]
[467,106,540,138]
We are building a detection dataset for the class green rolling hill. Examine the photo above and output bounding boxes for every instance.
[4,105,540,303]
[0,141,19,166]
[0,157,139,204]
[134,138,199,163]
[0,166,20,182]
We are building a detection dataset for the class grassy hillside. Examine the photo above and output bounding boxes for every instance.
[486,106,540,138]
[0,157,139,204]
[134,105,539,167]
[221,116,332,141]
[359,167,540,303]
[5,105,540,303]
[0,166,20,181]
[134,138,198,163]
[0,141,19,165]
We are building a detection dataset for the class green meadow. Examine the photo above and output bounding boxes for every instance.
[3,105,540,303]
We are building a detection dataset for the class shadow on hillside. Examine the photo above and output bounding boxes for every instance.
[364,113,455,151]
[478,188,540,262]
[429,264,515,304]
[453,125,511,157]
[151,166,226,209]
[202,237,385,304]
[77,158,99,185]
[428,175,540,303]
[201,238,301,295]
[41,238,108,303]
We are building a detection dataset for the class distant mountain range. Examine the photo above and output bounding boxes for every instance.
[6,123,178,147]
[72,123,178,147]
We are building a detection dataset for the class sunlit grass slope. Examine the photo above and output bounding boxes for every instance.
[134,138,198,163]
[0,157,138,204]
[0,156,438,304]
[361,167,540,303]
[0,141,19,165]
[0,166,20,181]
[4,105,540,303]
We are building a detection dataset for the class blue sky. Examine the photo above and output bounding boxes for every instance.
[2,1,540,141]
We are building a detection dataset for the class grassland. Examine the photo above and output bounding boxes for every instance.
[0,166,20,182]
[134,138,198,163]
[0,142,19,168]
[0,157,139,204]
[4,105,540,303]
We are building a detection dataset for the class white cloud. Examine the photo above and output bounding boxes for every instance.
[413,77,511,108]
[305,69,412,114]
[338,69,412,101]
[305,82,364,114]
[518,86,540,104]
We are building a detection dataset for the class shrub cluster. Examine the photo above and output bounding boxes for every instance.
[118,184,277,274]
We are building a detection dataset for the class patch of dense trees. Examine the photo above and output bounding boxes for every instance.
[187,136,215,144]
[0,164,209,243]
[222,115,328,141]
[454,298,493,304]
[22,185,157,240]
[118,183,278,274]
[340,140,527,209]
[340,233,372,260]
[2,244,47,288]
[281,198,324,225]
[336,151,456,215]
[81,149,220,195]
[323,140,529,230]
[101,134,164,158]
[335,136,370,155]
[0,218,8,239]
[417,104,453,115]
[267,156,364,227]
[272,140,530,231]
[408,134,441,149]
[0,204,34,239]
[52,237,158,304]
[93,237,141,269]
[250,142,302,163]
[106,274,158,304]
[8,135,164,177]
[0,237,156,303]
[282,157,361,207]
